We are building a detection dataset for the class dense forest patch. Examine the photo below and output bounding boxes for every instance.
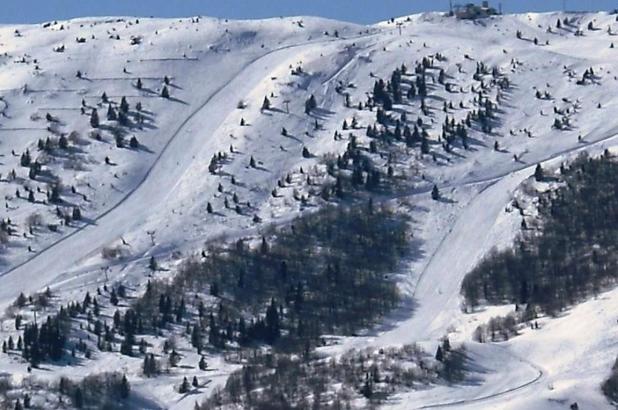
[130,203,413,355]
[462,151,618,315]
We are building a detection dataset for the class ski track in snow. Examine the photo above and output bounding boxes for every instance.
[1,11,618,409]
[0,29,386,306]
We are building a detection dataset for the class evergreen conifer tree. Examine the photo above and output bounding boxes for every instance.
[90,109,99,128]
[161,86,170,99]
[431,185,440,201]
[179,377,190,393]
[261,96,270,110]
[120,374,130,398]
[435,345,444,362]
[534,163,544,181]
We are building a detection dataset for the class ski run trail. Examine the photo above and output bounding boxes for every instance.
[0,10,617,409]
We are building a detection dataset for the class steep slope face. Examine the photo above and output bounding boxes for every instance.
[0,10,618,410]
[0,16,372,307]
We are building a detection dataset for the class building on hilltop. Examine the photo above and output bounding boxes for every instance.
[451,1,500,20]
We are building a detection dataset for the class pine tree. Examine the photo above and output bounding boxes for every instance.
[50,185,61,203]
[110,290,119,306]
[149,256,157,272]
[74,387,83,408]
[192,376,199,388]
[120,336,133,356]
[261,96,270,110]
[136,78,143,89]
[130,136,139,148]
[143,353,157,377]
[361,378,373,399]
[421,137,429,154]
[161,86,170,99]
[142,354,151,376]
[305,95,317,114]
[58,135,68,150]
[179,377,190,393]
[199,355,208,370]
[383,93,393,110]
[442,337,451,352]
[210,282,219,297]
[16,293,26,308]
[90,109,99,128]
[438,69,446,85]
[265,298,280,344]
[119,374,130,398]
[120,97,129,113]
[20,150,31,167]
[208,155,218,174]
[168,349,181,367]
[431,185,440,201]
[435,345,444,362]
[534,163,544,182]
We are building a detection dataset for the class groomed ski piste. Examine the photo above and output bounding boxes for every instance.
[0,9,617,409]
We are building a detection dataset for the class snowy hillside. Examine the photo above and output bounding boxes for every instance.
[0,9,618,410]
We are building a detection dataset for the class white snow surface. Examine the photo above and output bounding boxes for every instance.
[0,10,617,409]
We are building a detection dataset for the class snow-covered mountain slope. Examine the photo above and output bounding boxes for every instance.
[1,10,618,409]
[0,15,372,302]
